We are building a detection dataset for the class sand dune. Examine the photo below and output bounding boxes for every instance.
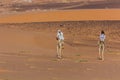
[0,1,120,80]
[0,0,120,13]
[0,22,120,80]
[0,9,120,23]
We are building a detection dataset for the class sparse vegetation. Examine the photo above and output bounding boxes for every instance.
[75,59,88,63]
[76,54,81,56]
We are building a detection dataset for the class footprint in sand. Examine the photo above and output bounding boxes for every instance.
[0,61,7,64]
[75,59,88,63]
[86,68,93,71]
[47,68,53,71]
[27,58,40,62]
[0,69,12,73]
[25,63,37,69]
[29,66,36,69]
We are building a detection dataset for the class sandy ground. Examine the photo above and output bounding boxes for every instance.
[0,9,120,23]
[0,1,120,80]
[0,0,120,12]
[0,21,120,80]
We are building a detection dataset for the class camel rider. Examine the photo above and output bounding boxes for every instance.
[57,30,64,42]
[56,30,64,58]
[98,30,106,60]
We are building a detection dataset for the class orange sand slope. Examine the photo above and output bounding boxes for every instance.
[0,9,120,23]
[0,24,120,80]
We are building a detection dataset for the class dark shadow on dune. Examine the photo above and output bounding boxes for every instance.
[10,2,84,12]
[65,40,120,50]
[8,1,120,12]
[64,1,120,9]
[0,52,41,58]
[65,40,97,47]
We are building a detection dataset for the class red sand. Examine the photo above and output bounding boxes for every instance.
[0,1,120,79]
[0,9,120,23]
[0,22,120,80]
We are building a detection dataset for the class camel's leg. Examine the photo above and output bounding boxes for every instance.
[58,43,62,59]
[57,44,59,57]
[101,44,105,61]
[57,42,62,59]
[99,45,102,59]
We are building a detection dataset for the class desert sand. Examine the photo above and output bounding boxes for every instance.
[0,0,120,80]
[0,9,120,23]
[0,21,120,80]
